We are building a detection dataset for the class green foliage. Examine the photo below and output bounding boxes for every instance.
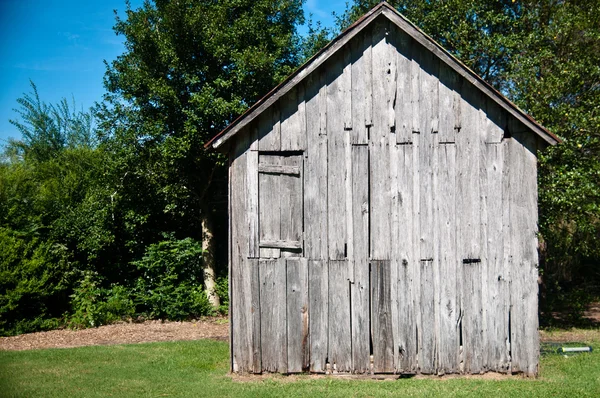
[214,276,229,315]
[8,81,95,162]
[69,272,135,329]
[0,228,74,336]
[132,237,212,320]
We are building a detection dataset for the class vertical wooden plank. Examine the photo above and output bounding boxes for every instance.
[304,72,328,260]
[484,97,506,144]
[502,133,513,373]
[280,155,303,257]
[258,104,281,151]
[343,45,352,131]
[483,142,510,372]
[351,31,372,144]
[417,45,439,375]
[457,83,483,373]
[228,150,233,372]
[281,85,307,151]
[351,145,370,373]
[281,87,298,152]
[436,143,459,373]
[389,140,400,370]
[250,259,262,373]
[370,20,395,260]
[259,155,281,258]
[411,125,422,374]
[508,126,539,375]
[309,260,328,372]
[247,150,259,258]
[260,258,287,373]
[410,39,421,134]
[478,107,490,373]
[328,260,352,372]
[419,259,436,374]
[438,64,460,143]
[418,48,439,261]
[371,260,395,372]
[230,134,252,373]
[394,29,412,144]
[396,144,417,373]
[287,258,309,373]
[327,53,349,260]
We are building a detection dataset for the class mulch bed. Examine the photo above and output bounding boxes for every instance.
[0,317,228,351]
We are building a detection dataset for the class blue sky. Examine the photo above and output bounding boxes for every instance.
[0,0,346,145]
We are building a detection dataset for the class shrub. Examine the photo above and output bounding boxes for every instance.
[0,228,75,336]
[132,237,213,320]
[69,271,135,328]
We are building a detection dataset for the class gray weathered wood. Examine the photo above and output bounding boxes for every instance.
[396,144,417,373]
[419,259,436,374]
[351,30,372,144]
[439,63,460,143]
[280,155,303,257]
[485,97,506,144]
[380,6,557,145]
[457,83,484,374]
[327,53,349,260]
[436,143,459,373]
[230,135,253,372]
[247,150,259,258]
[281,84,307,151]
[304,71,328,260]
[287,258,309,372]
[372,260,395,372]
[257,164,301,175]
[369,20,394,260]
[309,260,329,372]
[482,142,510,372]
[258,104,281,151]
[416,44,438,375]
[259,240,302,250]
[351,145,370,372]
[508,125,539,375]
[258,154,281,258]
[260,258,287,373]
[328,260,352,372]
[213,3,558,149]
[394,29,413,144]
[250,259,262,373]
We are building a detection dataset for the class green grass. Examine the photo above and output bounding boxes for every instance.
[1,336,600,397]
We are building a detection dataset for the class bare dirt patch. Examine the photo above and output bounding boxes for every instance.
[0,317,228,351]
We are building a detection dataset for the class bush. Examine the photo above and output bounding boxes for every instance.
[132,237,213,320]
[0,228,75,336]
[215,276,229,315]
[69,271,135,328]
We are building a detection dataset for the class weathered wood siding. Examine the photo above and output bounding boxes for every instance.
[229,17,540,376]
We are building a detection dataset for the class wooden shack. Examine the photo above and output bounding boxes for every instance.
[206,2,559,376]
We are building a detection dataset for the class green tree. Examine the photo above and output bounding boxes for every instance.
[96,0,306,306]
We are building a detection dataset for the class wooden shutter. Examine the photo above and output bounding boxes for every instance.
[258,153,303,258]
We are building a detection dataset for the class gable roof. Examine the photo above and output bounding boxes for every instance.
[206,1,560,150]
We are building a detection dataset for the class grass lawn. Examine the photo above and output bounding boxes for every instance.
[1,332,600,397]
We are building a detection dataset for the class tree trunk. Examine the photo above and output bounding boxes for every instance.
[201,209,220,308]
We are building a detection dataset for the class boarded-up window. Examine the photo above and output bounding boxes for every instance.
[258,152,303,258]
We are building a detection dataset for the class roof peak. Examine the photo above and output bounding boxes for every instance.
[206,2,558,150]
